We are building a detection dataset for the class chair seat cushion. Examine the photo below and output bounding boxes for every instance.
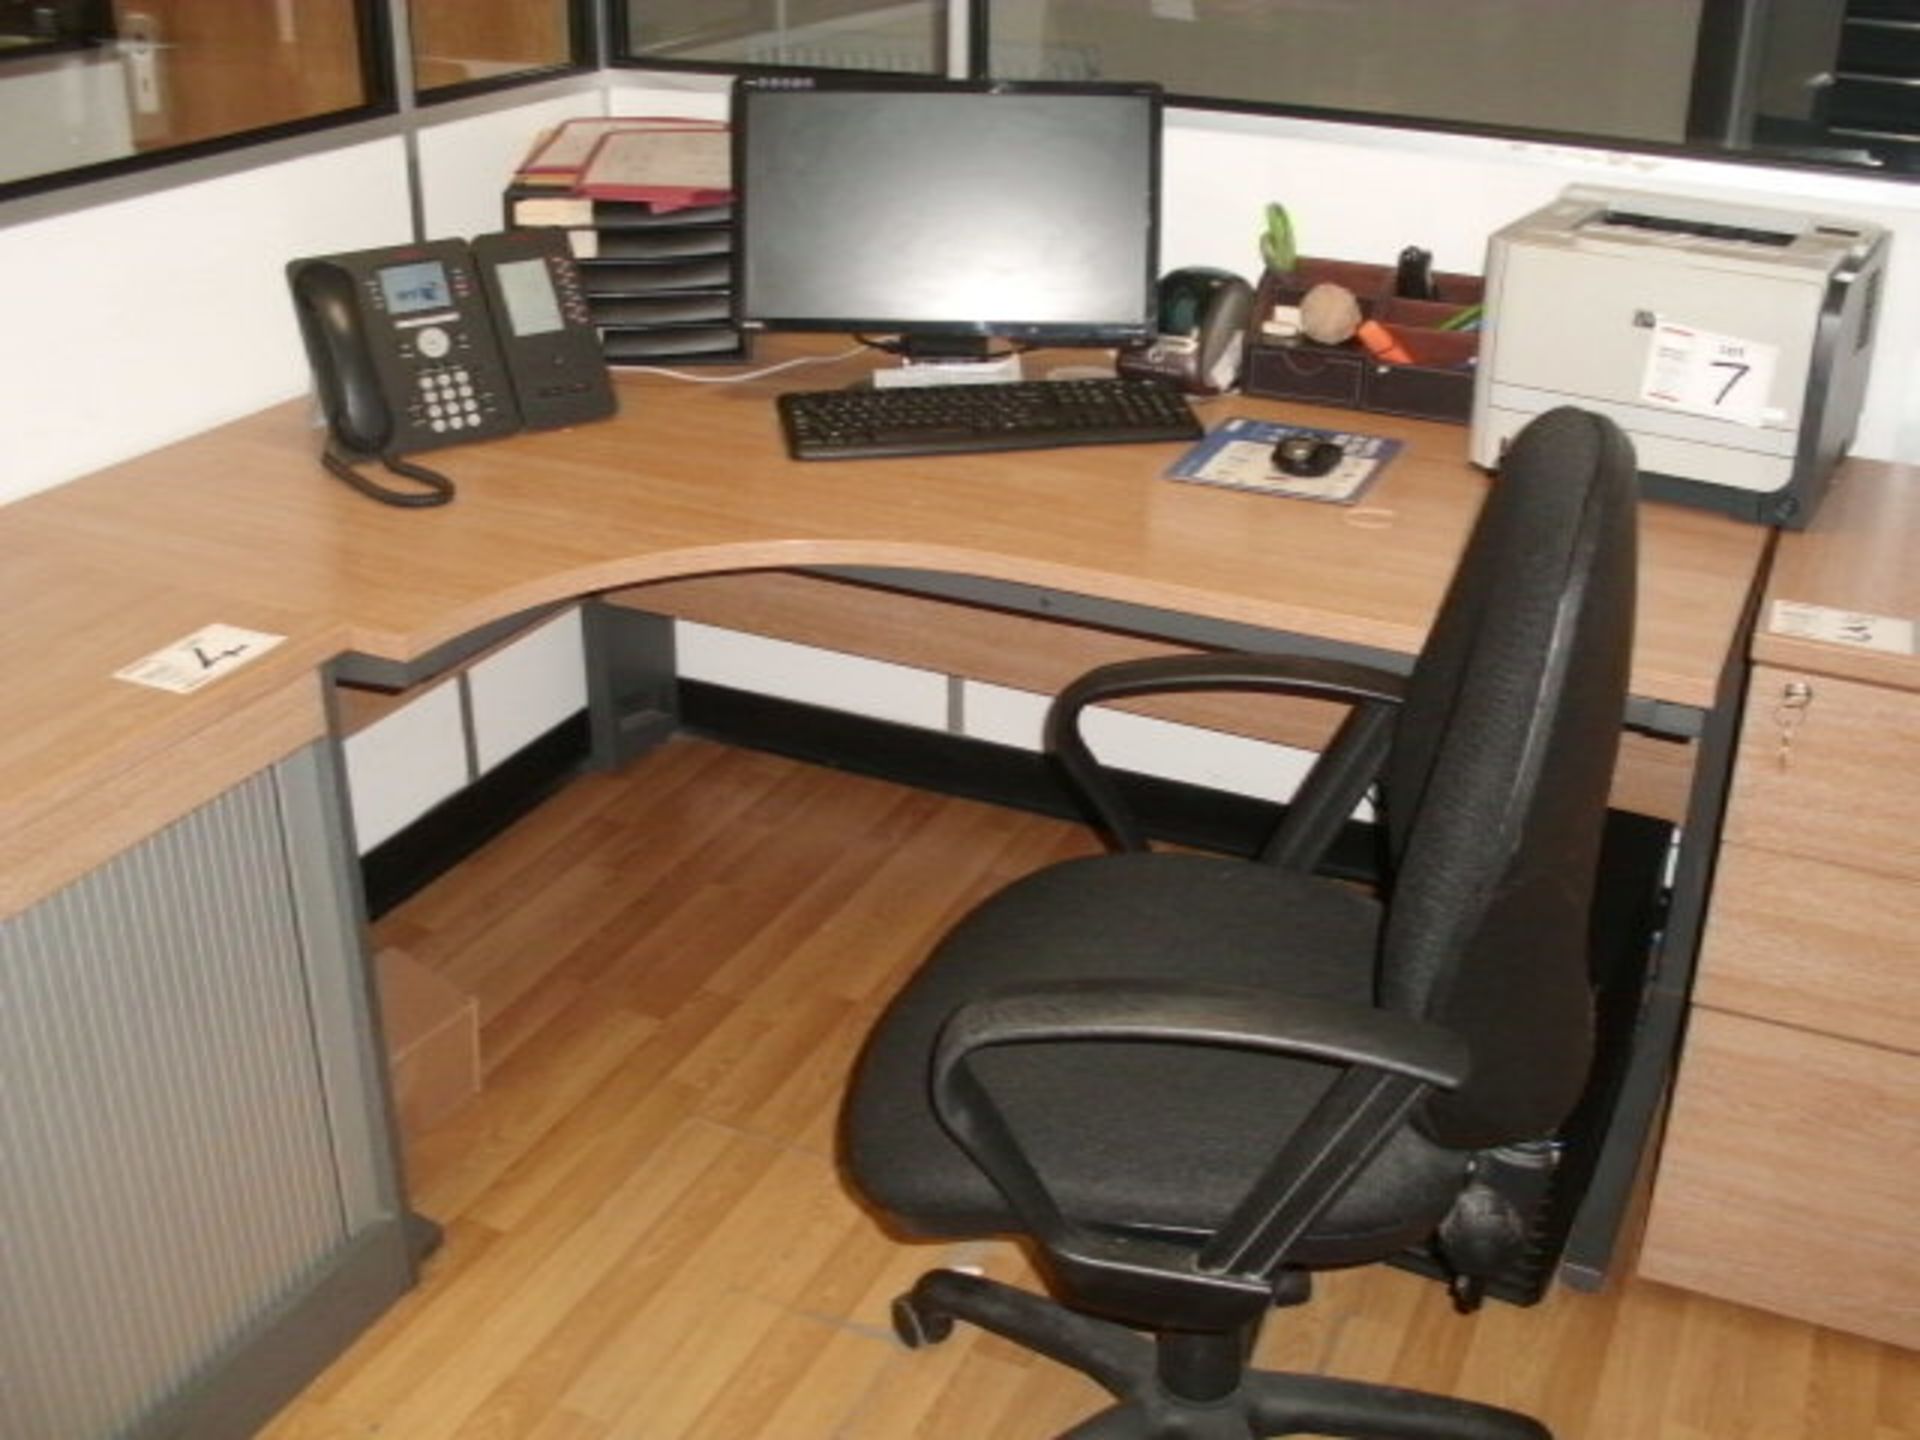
[843,851,1469,1270]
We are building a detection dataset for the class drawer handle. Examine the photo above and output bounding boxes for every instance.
[1774,679,1813,770]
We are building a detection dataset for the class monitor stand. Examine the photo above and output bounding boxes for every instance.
[872,334,1024,390]
[899,334,996,362]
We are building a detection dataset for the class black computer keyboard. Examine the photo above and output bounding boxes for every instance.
[776,377,1204,460]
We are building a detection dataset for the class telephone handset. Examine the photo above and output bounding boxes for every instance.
[286,230,614,506]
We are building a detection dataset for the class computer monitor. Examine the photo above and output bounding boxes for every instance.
[732,78,1163,359]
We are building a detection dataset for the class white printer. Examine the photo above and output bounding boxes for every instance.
[1470,185,1888,527]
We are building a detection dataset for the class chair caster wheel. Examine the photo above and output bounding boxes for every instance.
[891,1294,954,1348]
[1448,1273,1487,1315]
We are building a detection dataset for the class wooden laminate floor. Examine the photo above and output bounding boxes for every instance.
[259,736,1919,1440]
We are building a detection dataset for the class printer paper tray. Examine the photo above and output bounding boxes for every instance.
[1482,387,1793,496]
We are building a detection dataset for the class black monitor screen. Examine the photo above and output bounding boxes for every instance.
[733,80,1162,349]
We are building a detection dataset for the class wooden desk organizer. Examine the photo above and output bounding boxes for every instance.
[1243,258,1484,425]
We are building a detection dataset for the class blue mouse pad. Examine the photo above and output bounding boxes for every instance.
[1166,417,1401,504]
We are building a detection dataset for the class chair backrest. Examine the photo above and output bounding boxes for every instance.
[1377,407,1638,1151]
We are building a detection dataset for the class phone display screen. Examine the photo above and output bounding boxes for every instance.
[495,258,564,337]
[379,261,452,315]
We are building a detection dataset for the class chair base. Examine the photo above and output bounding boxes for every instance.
[894,1269,1551,1440]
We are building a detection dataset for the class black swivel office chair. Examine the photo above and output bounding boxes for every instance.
[841,407,1639,1439]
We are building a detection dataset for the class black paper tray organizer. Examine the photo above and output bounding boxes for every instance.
[1243,257,1483,425]
[504,184,750,367]
[598,326,751,365]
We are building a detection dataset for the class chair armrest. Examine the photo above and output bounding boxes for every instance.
[935,979,1467,1089]
[1044,652,1408,860]
[929,979,1468,1307]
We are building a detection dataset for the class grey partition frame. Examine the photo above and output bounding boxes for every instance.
[0,741,417,1440]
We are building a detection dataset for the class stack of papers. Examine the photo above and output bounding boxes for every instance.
[515,117,731,210]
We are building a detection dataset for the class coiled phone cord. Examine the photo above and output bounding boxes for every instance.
[323,443,456,508]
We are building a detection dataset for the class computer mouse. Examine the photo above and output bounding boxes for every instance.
[1273,434,1344,478]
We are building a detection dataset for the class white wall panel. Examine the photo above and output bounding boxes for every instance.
[466,608,587,774]
[341,680,468,852]
[960,678,1372,817]
[677,621,948,730]
[600,73,731,124]
[0,139,411,504]
[417,92,607,241]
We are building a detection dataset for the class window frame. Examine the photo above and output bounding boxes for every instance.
[605,1,954,82]
[0,0,398,206]
[0,0,115,61]
[0,0,602,210]
[2,0,1905,224]
[604,0,1916,186]
[412,0,601,107]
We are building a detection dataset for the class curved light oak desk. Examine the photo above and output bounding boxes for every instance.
[0,340,1779,1439]
[2,342,1769,897]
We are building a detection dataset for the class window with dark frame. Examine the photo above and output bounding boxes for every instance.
[0,0,390,200]
[608,0,1917,181]
[613,0,948,77]
[0,0,114,58]
[0,0,598,205]
[411,0,595,102]
[4,0,1910,210]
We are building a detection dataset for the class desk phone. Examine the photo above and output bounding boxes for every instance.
[287,230,615,503]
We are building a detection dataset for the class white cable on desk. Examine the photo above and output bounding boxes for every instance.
[622,345,868,384]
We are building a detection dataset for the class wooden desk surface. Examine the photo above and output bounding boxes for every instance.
[0,340,1777,915]
[1753,463,1920,692]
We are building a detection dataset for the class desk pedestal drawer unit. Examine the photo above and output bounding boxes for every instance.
[1639,471,1920,1349]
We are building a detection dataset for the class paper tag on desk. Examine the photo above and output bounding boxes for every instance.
[114,624,287,694]
[1767,600,1916,655]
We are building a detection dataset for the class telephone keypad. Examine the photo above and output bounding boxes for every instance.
[408,363,493,436]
